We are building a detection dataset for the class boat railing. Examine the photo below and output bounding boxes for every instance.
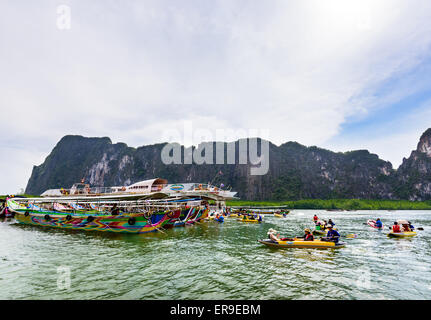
[58,186,135,196]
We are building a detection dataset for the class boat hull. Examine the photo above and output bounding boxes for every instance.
[237,218,261,223]
[388,231,417,238]
[258,239,345,249]
[13,210,173,234]
[367,219,383,229]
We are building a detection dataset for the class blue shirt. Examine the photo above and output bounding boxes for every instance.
[326,229,340,242]
[375,220,383,228]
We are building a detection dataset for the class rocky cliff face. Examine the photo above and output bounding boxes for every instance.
[394,129,431,200]
[25,130,431,200]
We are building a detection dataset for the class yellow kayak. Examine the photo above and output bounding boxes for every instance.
[274,213,285,218]
[228,214,239,218]
[388,231,417,238]
[238,218,261,223]
[313,229,327,235]
[258,239,346,249]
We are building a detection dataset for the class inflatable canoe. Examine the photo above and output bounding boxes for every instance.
[367,219,384,229]
[258,239,346,249]
[388,231,417,238]
[238,218,261,223]
[274,213,285,218]
[313,225,337,235]
[227,214,239,218]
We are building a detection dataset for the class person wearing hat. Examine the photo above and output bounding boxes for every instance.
[322,224,340,243]
[267,228,280,242]
[298,228,314,241]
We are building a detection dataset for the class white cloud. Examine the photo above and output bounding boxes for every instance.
[1,0,431,193]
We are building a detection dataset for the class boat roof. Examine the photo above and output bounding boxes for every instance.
[128,178,167,188]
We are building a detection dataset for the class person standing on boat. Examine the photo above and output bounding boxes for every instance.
[322,225,340,243]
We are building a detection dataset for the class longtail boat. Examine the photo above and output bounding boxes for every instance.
[6,198,180,234]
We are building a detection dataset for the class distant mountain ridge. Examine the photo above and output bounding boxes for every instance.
[25,129,431,201]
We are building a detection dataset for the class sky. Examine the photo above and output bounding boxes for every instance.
[1,0,431,194]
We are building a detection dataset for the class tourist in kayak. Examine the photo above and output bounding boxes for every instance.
[327,219,335,227]
[215,213,224,223]
[375,218,383,228]
[322,225,340,243]
[267,228,281,242]
[297,228,314,241]
[391,221,403,233]
[313,214,319,223]
[408,221,415,231]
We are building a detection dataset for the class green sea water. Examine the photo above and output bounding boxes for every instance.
[1,210,430,300]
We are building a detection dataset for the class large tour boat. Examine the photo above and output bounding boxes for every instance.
[6,196,210,234]
[40,178,237,202]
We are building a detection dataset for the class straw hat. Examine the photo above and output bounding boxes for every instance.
[304,228,311,233]
[267,228,278,235]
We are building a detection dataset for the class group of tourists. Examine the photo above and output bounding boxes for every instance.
[267,214,341,243]
[391,220,415,233]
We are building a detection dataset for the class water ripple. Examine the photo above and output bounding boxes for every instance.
[1,210,431,299]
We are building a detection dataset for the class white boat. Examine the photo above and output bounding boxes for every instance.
[40,178,237,201]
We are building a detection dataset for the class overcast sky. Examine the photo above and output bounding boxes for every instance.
[1,0,431,194]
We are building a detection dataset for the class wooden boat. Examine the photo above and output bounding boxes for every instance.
[7,197,185,234]
[12,209,176,234]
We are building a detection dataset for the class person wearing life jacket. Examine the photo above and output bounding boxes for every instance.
[375,218,383,228]
[298,228,314,241]
[391,221,402,233]
[313,214,319,223]
[322,225,340,243]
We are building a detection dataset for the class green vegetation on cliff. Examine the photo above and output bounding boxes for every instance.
[226,199,431,210]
